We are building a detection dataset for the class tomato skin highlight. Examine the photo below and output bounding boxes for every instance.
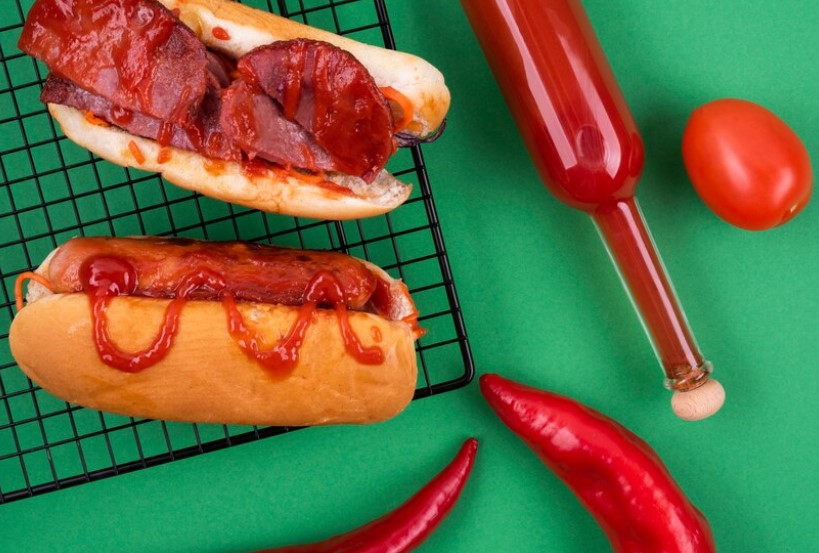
[682,98,813,231]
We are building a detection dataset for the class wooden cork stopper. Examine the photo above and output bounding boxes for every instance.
[671,378,725,421]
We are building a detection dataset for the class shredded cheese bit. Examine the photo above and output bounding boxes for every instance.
[15,272,54,313]
[128,140,146,164]
[84,111,109,127]
[157,148,172,164]
[380,86,414,132]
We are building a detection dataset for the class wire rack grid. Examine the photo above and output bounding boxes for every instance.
[0,0,474,504]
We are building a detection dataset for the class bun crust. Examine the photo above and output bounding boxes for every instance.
[159,0,450,137]
[9,294,418,426]
[49,104,411,220]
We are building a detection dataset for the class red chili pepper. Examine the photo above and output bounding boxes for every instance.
[480,374,716,553]
[256,438,478,553]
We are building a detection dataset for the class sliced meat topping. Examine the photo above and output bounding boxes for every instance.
[238,40,395,182]
[206,50,236,89]
[47,237,380,310]
[21,1,401,182]
[41,75,241,161]
[220,79,334,171]
[19,0,209,124]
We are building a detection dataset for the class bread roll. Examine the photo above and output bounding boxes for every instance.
[10,294,417,426]
[50,104,412,220]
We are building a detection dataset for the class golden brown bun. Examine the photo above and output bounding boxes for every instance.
[49,104,411,221]
[160,0,450,137]
[9,294,418,426]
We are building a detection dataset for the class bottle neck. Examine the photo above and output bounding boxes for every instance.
[592,198,709,390]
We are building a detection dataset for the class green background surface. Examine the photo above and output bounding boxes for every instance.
[3,0,819,551]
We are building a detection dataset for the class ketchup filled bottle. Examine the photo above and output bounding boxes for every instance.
[461,0,724,420]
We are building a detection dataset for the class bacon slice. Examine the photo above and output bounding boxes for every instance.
[20,1,399,183]
[41,75,242,161]
[219,79,334,170]
[19,0,209,124]
[238,40,395,182]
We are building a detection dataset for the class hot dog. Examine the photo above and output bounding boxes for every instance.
[9,237,421,426]
[17,0,450,220]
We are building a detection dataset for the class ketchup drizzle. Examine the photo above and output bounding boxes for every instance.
[90,295,186,373]
[80,258,225,373]
[222,271,384,377]
[306,271,383,365]
[241,159,272,179]
[222,294,315,377]
[336,304,384,365]
[110,106,133,126]
[157,120,174,147]
[212,26,230,40]
[79,257,384,374]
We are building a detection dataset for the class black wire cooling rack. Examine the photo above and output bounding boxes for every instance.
[0,0,474,504]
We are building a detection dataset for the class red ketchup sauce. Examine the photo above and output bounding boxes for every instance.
[79,255,180,373]
[461,0,707,388]
[241,159,272,180]
[281,61,303,122]
[183,119,206,152]
[17,0,208,124]
[111,106,134,126]
[157,120,174,147]
[78,257,384,375]
[212,26,230,40]
[223,271,383,378]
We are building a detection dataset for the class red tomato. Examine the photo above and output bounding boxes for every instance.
[682,98,813,230]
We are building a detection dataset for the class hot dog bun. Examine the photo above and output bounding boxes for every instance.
[50,104,411,221]
[10,295,417,426]
[42,0,450,220]
[9,243,420,426]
